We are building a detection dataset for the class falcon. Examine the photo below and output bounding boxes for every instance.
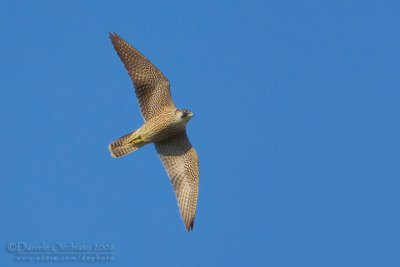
[108,33,199,231]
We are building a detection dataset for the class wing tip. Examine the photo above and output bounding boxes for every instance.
[185,218,195,232]
[109,32,118,42]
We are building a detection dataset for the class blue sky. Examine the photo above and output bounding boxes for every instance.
[0,0,399,266]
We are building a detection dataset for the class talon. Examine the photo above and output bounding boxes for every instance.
[128,134,142,144]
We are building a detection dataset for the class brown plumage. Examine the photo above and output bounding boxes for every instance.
[108,33,199,231]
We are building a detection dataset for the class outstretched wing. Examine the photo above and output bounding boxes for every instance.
[155,131,199,231]
[109,33,175,121]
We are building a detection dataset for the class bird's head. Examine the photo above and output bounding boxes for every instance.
[175,109,194,122]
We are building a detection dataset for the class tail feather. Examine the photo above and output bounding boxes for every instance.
[108,130,144,158]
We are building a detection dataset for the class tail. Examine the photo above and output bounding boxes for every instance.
[108,130,145,158]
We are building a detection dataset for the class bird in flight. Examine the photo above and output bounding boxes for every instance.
[108,33,199,231]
